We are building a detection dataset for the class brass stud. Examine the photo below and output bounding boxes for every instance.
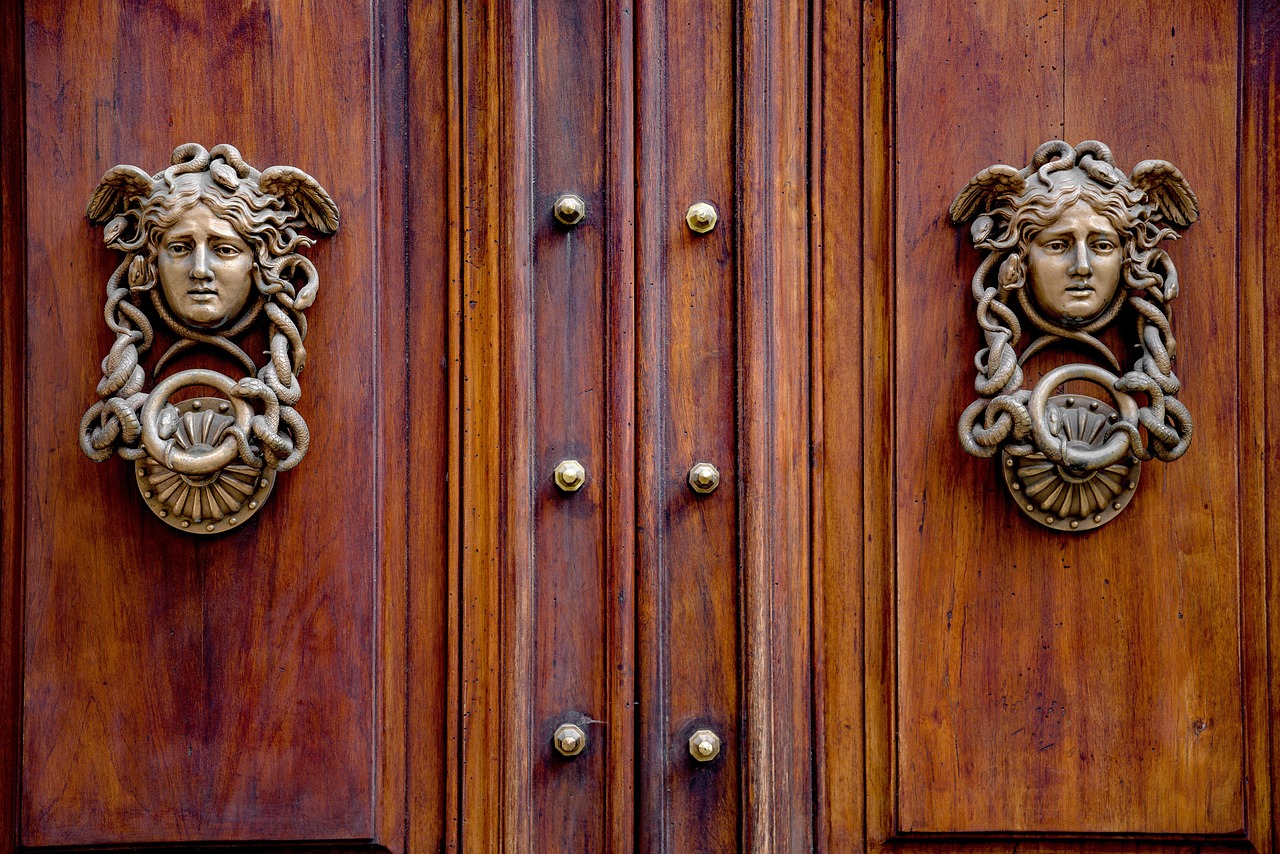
[554,459,586,493]
[192,400,203,410]
[229,517,238,525]
[219,402,230,413]
[553,194,586,227]
[181,520,190,528]
[1070,520,1079,529]
[249,501,259,510]
[686,202,718,234]
[206,524,215,532]
[554,723,586,757]
[689,729,721,762]
[688,461,720,494]
[1093,514,1103,523]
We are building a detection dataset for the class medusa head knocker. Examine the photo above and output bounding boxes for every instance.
[951,140,1197,532]
[79,143,338,533]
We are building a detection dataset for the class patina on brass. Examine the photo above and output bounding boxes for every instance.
[688,728,721,762]
[554,459,586,493]
[553,723,586,757]
[685,201,718,234]
[553,193,586,226]
[688,461,720,494]
[951,140,1197,532]
[80,143,338,533]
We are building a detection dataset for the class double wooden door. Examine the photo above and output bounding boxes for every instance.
[3,0,1279,852]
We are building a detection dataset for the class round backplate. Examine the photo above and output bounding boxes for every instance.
[1001,394,1141,533]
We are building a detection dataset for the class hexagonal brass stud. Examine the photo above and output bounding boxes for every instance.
[554,723,586,757]
[554,194,586,226]
[687,461,720,495]
[686,201,718,234]
[555,459,586,493]
[688,728,721,762]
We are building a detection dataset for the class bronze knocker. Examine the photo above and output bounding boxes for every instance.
[79,143,339,533]
[952,140,1197,531]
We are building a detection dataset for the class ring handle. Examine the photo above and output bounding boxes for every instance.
[1028,364,1139,471]
[139,369,255,475]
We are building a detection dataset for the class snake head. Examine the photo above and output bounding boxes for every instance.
[232,377,269,400]
[156,405,181,440]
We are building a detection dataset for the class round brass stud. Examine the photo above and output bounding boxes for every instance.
[688,461,720,495]
[555,459,587,493]
[554,194,586,227]
[554,723,586,757]
[689,728,721,762]
[686,202,718,234]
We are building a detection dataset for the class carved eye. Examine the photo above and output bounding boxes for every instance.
[1042,240,1068,253]
[166,241,191,256]
[214,243,243,258]
[1091,239,1116,252]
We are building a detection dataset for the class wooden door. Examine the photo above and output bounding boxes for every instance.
[3,0,1279,852]
[815,1,1280,852]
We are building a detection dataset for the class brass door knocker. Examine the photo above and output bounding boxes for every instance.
[952,140,1197,531]
[79,143,338,533]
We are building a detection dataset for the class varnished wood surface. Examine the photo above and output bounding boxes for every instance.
[0,0,27,850]
[7,0,1280,851]
[635,0,741,848]
[14,1,424,848]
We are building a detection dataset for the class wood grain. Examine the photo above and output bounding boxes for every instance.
[738,0,813,848]
[17,1,407,846]
[0,0,26,849]
[892,0,1247,839]
[635,0,741,848]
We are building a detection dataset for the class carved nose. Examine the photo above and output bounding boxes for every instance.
[1069,243,1091,277]
[191,245,213,279]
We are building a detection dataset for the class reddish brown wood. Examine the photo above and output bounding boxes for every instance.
[895,0,1244,836]
[1246,3,1280,853]
[458,0,509,847]
[0,0,25,849]
[814,0,870,848]
[635,0,741,848]
[402,0,454,850]
[16,1,412,847]
[738,0,813,849]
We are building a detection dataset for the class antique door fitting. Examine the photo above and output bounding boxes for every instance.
[553,723,587,757]
[687,461,721,494]
[79,143,338,533]
[554,458,587,492]
[685,201,718,234]
[952,139,1197,531]
[553,193,586,226]
[688,728,722,762]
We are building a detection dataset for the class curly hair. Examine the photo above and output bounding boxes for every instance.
[118,169,315,310]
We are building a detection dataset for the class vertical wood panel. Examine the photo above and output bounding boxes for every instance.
[636,0,740,848]
[1246,2,1280,852]
[0,0,25,848]
[892,0,1248,838]
[18,0,403,846]
[738,0,813,848]
[399,0,454,848]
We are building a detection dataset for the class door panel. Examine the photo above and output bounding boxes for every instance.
[3,1,451,849]
[817,0,1279,850]
[895,0,1244,835]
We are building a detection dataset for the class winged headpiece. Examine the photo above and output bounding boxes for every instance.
[86,143,339,235]
[950,139,1198,230]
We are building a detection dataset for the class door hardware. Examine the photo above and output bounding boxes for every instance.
[554,459,587,492]
[685,201,718,234]
[79,143,338,533]
[553,723,587,757]
[952,140,1197,531]
[553,193,586,226]
[688,729,721,762]
[687,461,720,494]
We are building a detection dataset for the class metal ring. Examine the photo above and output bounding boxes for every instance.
[139,369,255,475]
[1027,364,1139,471]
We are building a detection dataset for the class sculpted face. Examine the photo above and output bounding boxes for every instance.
[157,203,254,328]
[1025,200,1123,322]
